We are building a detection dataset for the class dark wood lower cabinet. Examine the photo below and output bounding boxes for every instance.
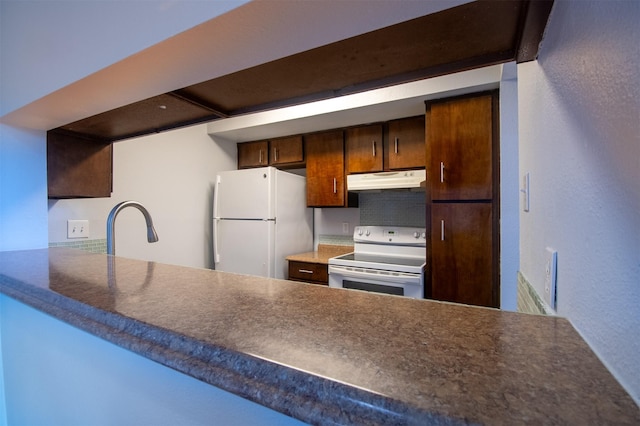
[429,202,496,308]
[288,261,328,285]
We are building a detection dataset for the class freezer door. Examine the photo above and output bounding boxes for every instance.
[214,167,274,219]
[213,218,275,278]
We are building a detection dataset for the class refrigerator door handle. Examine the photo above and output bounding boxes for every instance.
[213,175,221,219]
[213,218,220,264]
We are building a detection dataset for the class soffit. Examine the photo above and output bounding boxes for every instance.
[58,0,553,142]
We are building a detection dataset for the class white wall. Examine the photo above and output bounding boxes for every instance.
[313,208,361,250]
[48,125,236,269]
[0,125,49,425]
[0,126,49,252]
[0,0,247,116]
[499,63,520,311]
[518,0,640,402]
[0,294,304,425]
[0,3,247,421]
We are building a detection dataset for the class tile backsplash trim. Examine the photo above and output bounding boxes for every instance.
[517,271,552,315]
[49,239,107,254]
[318,235,354,246]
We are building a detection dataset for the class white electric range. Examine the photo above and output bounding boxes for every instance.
[328,226,426,299]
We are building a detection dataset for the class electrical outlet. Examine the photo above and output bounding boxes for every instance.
[67,220,90,239]
[543,247,557,310]
[342,222,350,235]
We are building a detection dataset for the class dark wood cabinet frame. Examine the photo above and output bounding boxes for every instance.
[47,130,112,199]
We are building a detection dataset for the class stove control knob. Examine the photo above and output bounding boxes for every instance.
[413,231,420,238]
[365,229,371,236]
[421,232,426,239]
[357,227,363,236]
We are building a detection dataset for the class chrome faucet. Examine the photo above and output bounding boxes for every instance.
[107,201,159,255]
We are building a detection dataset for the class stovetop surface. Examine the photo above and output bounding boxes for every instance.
[331,252,426,268]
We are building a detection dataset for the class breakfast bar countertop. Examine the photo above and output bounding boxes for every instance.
[1,248,638,425]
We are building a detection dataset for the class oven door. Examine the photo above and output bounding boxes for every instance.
[328,265,423,299]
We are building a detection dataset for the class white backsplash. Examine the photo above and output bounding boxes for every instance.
[314,191,426,249]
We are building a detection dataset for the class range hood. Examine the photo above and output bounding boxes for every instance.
[347,170,426,192]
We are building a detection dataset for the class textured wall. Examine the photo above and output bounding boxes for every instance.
[518,0,640,402]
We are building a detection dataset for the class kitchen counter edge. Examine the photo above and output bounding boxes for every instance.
[0,248,451,425]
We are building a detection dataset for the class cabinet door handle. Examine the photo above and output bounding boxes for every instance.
[333,178,337,194]
[440,161,445,183]
[372,140,376,157]
[298,269,314,274]
[394,137,399,154]
[259,150,263,164]
[441,219,445,241]
[274,148,278,162]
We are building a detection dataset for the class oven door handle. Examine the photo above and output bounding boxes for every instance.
[329,265,421,285]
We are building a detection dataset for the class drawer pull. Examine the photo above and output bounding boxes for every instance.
[394,137,399,154]
[298,269,314,274]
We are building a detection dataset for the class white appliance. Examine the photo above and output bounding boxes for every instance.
[329,226,426,299]
[347,170,425,192]
[213,167,313,279]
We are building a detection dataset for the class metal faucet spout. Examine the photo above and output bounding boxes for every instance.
[107,201,159,255]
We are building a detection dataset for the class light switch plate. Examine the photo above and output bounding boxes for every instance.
[67,220,89,239]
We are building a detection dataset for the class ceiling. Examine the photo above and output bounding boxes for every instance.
[57,0,553,143]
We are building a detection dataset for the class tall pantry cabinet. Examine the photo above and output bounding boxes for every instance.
[425,92,499,308]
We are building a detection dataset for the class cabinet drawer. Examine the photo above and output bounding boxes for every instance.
[288,261,328,284]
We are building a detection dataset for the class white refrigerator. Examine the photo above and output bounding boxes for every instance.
[213,167,313,279]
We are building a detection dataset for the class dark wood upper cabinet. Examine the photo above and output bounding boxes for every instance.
[47,130,112,199]
[305,130,352,207]
[427,94,493,200]
[345,124,383,174]
[237,136,304,169]
[269,135,304,167]
[237,141,269,169]
[386,116,425,170]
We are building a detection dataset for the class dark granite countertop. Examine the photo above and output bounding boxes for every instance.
[1,248,638,425]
